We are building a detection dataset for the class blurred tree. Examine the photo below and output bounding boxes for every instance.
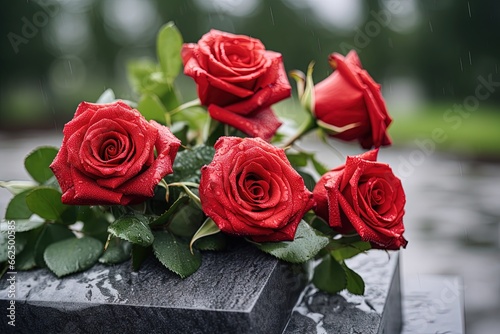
[0,0,498,131]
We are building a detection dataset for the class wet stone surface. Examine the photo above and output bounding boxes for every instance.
[0,244,306,334]
[0,248,402,334]
[284,251,401,334]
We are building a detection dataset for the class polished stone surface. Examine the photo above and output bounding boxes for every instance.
[284,250,402,334]
[0,244,306,334]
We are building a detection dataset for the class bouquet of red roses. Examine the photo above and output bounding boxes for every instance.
[0,23,406,295]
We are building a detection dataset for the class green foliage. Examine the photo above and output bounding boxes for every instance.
[0,216,44,233]
[5,190,32,219]
[0,180,37,195]
[297,170,316,192]
[171,107,208,144]
[44,237,103,277]
[312,254,346,294]
[25,187,69,221]
[24,146,58,184]
[108,214,154,247]
[157,22,183,83]
[193,233,227,251]
[34,224,75,267]
[15,228,43,270]
[330,240,371,261]
[149,195,189,226]
[137,93,168,125]
[312,253,366,295]
[167,145,215,184]
[255,221,329,263]
[189,218,220,252]
[99,237,132,264]
[0,232,27,262]
[127,60,170,97]
[131,244,151,272]
[153,231,201,278]
[167,201,204,237]
[343,262,365,295]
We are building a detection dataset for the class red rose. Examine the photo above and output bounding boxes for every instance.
[50,101,181,206]
[199,137,314,242]
[314,50,392,149]
[182,30,291,141]
[313,149,407,250]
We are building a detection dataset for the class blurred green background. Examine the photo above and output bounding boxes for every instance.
[1,0,499,157]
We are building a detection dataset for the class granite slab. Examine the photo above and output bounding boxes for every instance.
[0,244,306,334]
[284,250,402,334]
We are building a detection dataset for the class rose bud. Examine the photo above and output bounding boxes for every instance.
[199,136,314,242]
[182,30,291,141]
[313,149,407,250]
[50,101,181,206]
[314,50,392,149]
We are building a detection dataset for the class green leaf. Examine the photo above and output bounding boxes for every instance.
[25,187,68,221]
[137,93,168,125]
[171,107,208,143]
[96,88,115,103]
[342,262,365,295]
[99,237,132,264]
[157,22,183,81]
[34,224,75,267]
[5,190,32,219]
[310,155,329,176]
[127,59,169,96]
[170,121,189,146]
[189,218,220,252]
[312,254,346,294]
[24,146,58,184]
[331,241,371,261]
[255,221,329,263]
[44,237,103,277]
[0,231,27,262]
[81,214,110,244]
[160,85,180,112]
[108,214,154,247]
[57,205,78,225]
[15,227,44,270]
[149,196,190,226]
[309,215,336,237]
[0,216,45,233]
[168,200,204,237]
[301,61,315,114]
[206,120,225,147]
[0,180,37,195]
[131,244,151,271]
[166,145,215,184]
[153,231,201,278]
[193,233,227,251]
[297,170,316,192]
[286,152,309,167]
[289,69,306,100]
